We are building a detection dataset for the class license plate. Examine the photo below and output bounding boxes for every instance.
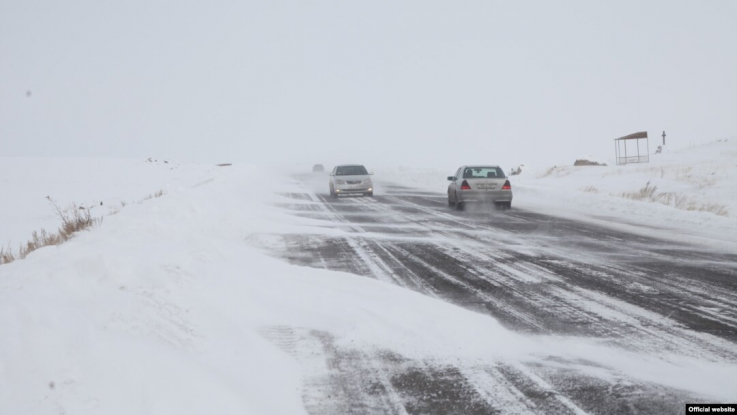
[477,184,496,189]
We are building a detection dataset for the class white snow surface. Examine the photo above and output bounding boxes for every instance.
[1,155,737,413]
[373,138,737,252]
[0,157,213,248]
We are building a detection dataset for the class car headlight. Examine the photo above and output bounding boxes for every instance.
[336,180,346,184]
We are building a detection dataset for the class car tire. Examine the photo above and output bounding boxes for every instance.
[496,202,511,210]
[453,193,463,210]
[364,191,373,197]
[330,185,337,198]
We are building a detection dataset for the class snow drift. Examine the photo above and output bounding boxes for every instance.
[1,156,736,413]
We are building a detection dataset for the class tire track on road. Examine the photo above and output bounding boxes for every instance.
[256,180,737,413]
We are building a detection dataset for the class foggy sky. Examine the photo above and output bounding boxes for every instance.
[1,0,735,168]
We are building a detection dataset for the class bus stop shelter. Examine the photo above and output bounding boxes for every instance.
[614,131,649,165]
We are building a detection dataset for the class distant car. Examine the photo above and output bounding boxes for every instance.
[447,165,512,209]
[312,164,325,173]
[329,165,373,197]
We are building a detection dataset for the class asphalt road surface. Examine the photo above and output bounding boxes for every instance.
[258,175,737,414]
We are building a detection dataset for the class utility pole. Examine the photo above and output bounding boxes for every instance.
[662,131,666,145]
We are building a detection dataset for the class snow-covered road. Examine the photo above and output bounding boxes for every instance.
[3,161,736,414]
[256,173,737,413]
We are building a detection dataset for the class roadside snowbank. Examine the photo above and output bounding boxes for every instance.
[0,157,217,249]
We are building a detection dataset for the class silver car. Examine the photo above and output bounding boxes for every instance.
[329,165,374,197]
[447,165,512,209]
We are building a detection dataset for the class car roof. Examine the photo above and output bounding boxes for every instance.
[335,164,366,167]
[461,165,501,168]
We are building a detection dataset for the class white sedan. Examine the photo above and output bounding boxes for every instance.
[329,165,373,197]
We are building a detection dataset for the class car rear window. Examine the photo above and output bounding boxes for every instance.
[463,167,506,179]
[336,166,368,175]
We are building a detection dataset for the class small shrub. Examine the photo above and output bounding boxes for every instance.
[47,198,101,238]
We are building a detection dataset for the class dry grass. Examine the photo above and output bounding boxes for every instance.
[0,247,15,264]
[621,182,729,217]
[139,189,166,203]
[1,188,170,266]
[540,166,558,177]
[0,198,102,266]
[621,181,659,200]
[581,186,599,193]
[539,166,572,178]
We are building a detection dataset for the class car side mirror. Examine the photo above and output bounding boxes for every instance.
[447,176,455,181]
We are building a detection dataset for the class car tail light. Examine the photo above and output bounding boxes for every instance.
[502,180,511,190]
[461,180,471,190]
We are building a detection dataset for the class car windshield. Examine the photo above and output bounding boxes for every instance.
[463,167,505,179]
[336,166,368,176]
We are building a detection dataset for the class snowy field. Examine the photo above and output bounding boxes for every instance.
[0,158,219,248]
[373,138,737,252]
[1,145,736,413]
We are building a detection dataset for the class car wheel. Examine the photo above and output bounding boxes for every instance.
[453,193,463,210]
[330,185,337,198]
[496,202,511,210]
[365,191,374,197]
